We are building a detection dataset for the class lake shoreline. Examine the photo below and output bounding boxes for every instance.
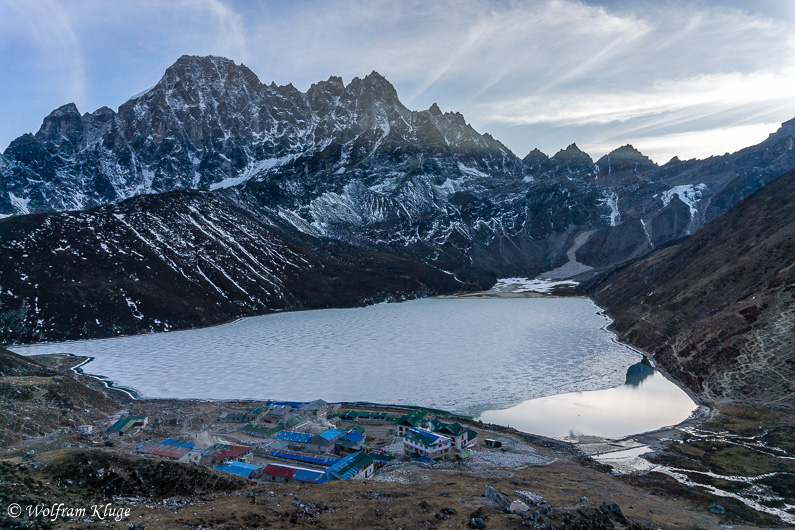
[45,349,706,462]
[12,282,703,438]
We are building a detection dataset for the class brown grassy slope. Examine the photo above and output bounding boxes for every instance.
[0,349,121,448]
[0,345,52,377]
[587,170,794,408]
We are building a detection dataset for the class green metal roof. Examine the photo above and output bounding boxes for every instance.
[106,415,146,433]
[327,451,374,480]
[283,416,304,428]
[339,410,389,420]
[219,412,247,421]
[397,409,428,426]
[430,419,465,436]
[241,423,281,436]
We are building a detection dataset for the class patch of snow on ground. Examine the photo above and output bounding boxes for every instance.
[592,445,655,474]
[661,183,707,216]
[492,277,578,294]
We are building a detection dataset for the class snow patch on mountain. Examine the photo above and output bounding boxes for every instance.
[599,190,620,226]
[492,277,579,294]
[9,193,31,215]
[457,162,489,179]
[661,184,707,217]
[210,156,294,190]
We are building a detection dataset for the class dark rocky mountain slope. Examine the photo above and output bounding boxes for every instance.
[0,189,461,344]
[1,55,795,343]
[587,170,794,408]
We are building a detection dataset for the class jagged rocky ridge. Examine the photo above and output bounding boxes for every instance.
[1,55,795,342]
[586,170,795,408]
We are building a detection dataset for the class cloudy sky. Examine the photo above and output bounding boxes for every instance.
[1,0,794,163]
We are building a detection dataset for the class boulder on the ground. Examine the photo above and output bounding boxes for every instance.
[482,485,512,511]
[509,500,530,514]
[515,490,545,506]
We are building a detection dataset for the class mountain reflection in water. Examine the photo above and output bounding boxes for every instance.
[624,357,655,387]
[477,359,697,439]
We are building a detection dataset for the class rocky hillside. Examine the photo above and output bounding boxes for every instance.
[0,189,462,344]
[0,345,51,377]
[0,348,121,446]
[1,55,794,343]
[588,170,794,408]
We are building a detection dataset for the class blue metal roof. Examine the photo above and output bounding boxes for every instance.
[270,449,341,467]
[160,438,194,449]
[214,461,263,478]
[293,468,328,484]
[318,428,344,441]
[344,431,365,443]
[275,430,312,443]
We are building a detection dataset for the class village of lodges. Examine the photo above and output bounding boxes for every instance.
[104,400,479,485]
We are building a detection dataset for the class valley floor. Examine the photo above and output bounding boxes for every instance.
[1,353,793,529]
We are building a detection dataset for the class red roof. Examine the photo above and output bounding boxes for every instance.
[262,464,296,479]
[137,441,190,459]
[209,444,252,462]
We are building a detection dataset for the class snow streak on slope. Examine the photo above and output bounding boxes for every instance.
[661,184,707,217]
[0,189,461,343]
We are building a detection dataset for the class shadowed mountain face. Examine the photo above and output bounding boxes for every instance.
[587,170,795,408]
[0,189,462,344]
[1,55,794,343]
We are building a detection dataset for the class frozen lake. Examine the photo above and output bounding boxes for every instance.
[14,297,697,437]
[478,359,698,439]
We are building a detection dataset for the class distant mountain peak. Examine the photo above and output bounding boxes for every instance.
[326,75,344,88]
[522,148,549,168]
[595,144,656,174]
[356,70,397,93]
[158,54,262,93]
[552,143,593,167]
[608,144,645,158]
[365,70,387,81]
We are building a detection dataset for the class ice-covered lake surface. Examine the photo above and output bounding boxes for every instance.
[478,361,698,439]
[15,297,697,437]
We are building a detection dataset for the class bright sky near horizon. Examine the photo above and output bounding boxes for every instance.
[1,0,794,163]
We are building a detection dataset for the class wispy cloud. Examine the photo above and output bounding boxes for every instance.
[0,0,86,105]
[480,70,795,126]
[1,0,794,162]
[583,122,783,163]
